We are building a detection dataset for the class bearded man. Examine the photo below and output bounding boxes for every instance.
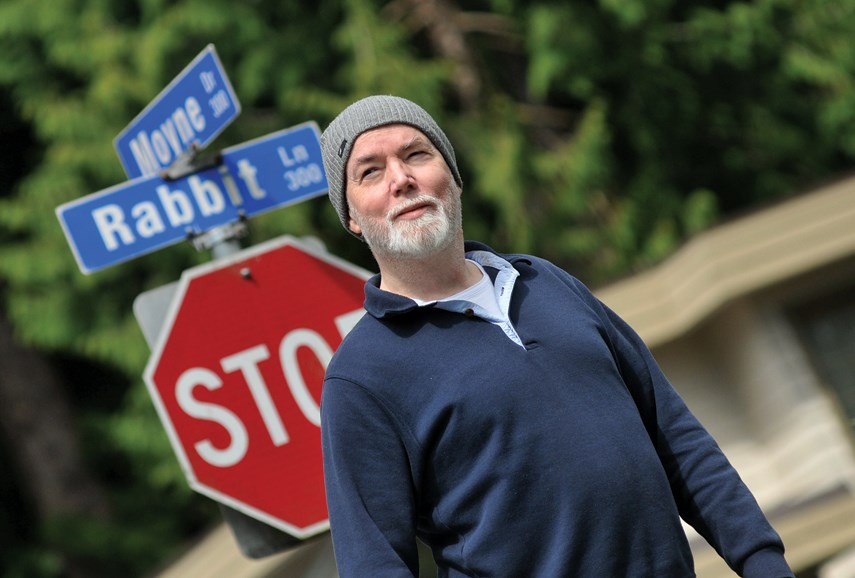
[318,95,794,578]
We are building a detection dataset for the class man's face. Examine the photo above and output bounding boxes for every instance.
[345,124,461,260]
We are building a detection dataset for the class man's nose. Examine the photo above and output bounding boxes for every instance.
[387,158,413,194]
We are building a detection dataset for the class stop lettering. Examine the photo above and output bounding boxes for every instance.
[143,236,369,539]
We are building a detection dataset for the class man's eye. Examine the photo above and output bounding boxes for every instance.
[361,167,378,179]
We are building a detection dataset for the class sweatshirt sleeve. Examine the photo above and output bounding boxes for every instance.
[320,375,420,578]
[592,295,794,578]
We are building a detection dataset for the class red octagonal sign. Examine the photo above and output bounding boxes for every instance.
[143,236,369,539]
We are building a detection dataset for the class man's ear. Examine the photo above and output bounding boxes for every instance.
[348,215,362,236]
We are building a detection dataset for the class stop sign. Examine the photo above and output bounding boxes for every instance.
[143,236,369,539]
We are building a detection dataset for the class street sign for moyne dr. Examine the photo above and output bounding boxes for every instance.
[114,44,240,179]
[142,236,370,539]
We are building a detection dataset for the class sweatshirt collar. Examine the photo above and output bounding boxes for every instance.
[363,241,531,319]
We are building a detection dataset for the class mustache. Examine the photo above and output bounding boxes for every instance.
[387,196,442,221]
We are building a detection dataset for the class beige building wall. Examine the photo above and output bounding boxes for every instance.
[648,299,855,576]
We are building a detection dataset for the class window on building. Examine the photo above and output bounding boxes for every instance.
[790,288,855,431]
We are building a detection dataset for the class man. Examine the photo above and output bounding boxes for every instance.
[318,95,794,577]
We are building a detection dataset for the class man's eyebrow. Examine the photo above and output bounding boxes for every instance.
[351,152,378,169]
[401,135,430,150]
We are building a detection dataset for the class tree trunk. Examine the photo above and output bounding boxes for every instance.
[0,311,111,524]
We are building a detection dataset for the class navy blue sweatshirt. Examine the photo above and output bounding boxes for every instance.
[321,241,793,577]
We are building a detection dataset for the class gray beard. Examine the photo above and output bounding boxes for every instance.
[355,191,462,260]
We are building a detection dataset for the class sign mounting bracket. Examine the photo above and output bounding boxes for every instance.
[159,142,224,181]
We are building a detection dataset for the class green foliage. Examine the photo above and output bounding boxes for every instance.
[3,0,855,574]
[520,0,855,279]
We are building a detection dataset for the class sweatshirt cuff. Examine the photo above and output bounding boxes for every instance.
[740,547,794,578]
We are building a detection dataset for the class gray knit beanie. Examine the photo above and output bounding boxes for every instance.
[320,95,462,234]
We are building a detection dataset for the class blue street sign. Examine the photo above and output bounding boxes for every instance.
[114,44,240,179]
[58,122,328,274]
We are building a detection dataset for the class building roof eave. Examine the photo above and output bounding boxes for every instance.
[595,177,855,347]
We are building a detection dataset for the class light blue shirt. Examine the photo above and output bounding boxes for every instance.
[413,250,524,347]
